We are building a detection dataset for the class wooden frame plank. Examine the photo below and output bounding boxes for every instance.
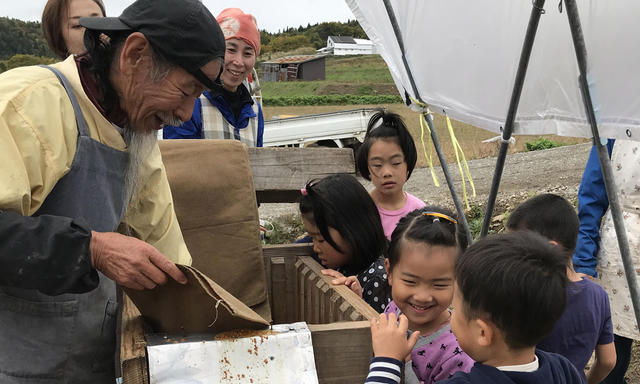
[248,147,355,203]
[269,256,287,324]
[309,321,373,383]
[297,256,379,321]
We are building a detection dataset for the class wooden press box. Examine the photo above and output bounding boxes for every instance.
[120,243,379,384]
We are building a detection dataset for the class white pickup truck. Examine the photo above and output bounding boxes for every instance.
[262,108,380,149]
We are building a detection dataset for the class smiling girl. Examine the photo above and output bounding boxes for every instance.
[384,207,473,383]
[356,111,426,239]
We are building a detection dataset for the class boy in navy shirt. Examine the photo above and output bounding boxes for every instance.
[366,232,585,383]
[507,194,615,383]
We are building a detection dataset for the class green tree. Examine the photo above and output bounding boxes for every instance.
[258,20,369,57]
[263,35,312,54]
[0,17,54,60]
[260,30,273,47]
[0,54,56,73]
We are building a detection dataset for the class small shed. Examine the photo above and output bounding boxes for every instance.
[261,55,326,82]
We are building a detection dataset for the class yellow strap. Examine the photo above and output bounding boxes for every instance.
[409,97,440,187]
[419,113,441,187]
[445,114,476,209]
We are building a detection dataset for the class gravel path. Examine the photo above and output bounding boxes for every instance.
[258,143,592,219]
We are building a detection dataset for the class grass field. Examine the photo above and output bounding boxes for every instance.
[260,55,396,98]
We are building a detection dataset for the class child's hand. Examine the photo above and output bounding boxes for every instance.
[321,269,363,296]
[575,272,595,281]
[370,312,420,361]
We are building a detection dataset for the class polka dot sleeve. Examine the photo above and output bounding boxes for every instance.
[358,256,391,313]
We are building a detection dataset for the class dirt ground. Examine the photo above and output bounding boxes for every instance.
[258,142,592,220]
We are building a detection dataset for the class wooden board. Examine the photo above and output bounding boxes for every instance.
[248,147,355,203]
[308,322,373,383]
[294,256,379,322]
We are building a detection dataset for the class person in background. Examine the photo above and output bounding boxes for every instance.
[0,0,225,381]
[383,207,473,383]
[42,0,105,58]
[574,139,640,384]
[299,173,390,312]
[507,193,615,383]
[356,110,426,239]
[163,8,264,147]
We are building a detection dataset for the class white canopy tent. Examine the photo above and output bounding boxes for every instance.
[346,0,640,140]
[345,0,640,328]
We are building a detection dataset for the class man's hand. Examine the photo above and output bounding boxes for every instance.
[321,269,363,297]
[90,231,187,290]
[371,312,420,361]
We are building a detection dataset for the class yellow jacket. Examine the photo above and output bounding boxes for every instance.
[0,56,191,265]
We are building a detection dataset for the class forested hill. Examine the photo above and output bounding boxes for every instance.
[260,20,366,54]
[0,15,365,61]
[0,17,53,60]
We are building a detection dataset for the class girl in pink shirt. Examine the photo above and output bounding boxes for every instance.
[356,111,426,239]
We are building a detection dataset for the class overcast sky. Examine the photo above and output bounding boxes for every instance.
[2,0,357,33]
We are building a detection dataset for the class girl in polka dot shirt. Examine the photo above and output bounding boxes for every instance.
[300,173,391,312]
[383,206,474,383]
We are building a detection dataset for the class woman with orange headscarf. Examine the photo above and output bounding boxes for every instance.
[163,8,264,147]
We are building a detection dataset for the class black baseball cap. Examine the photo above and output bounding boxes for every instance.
[80,0,225,90]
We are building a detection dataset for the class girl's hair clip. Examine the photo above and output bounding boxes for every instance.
[422,212,458,224]
[300,187,308,196]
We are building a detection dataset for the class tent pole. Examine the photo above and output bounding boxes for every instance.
[382,0,473,245]
[480,0,546,237]
[424,112,474,244]
[564,0,640,329]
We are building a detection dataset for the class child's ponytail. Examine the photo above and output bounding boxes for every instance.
[356,110,417,181]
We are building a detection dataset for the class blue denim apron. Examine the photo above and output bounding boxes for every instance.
[0,66,129,383]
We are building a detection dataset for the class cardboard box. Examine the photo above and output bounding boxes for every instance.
[120,244,378,384]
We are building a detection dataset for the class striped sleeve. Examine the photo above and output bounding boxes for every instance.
[365,357,402,383]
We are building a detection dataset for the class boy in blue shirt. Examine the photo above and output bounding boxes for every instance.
[367,232,585,383]
[507,194,615,383]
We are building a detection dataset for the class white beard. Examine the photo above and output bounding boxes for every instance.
[121,111,183,212]
[122,112,183,201]
[157,111,184,128]
[122,127,158,206]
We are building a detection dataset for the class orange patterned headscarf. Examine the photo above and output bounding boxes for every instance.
[216,8,261,55]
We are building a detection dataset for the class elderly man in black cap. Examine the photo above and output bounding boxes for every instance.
[0,0,225,381]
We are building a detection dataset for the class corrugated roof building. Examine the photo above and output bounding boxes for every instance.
[261,55,326,82]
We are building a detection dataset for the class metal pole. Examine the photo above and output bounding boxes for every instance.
[564,0,640,331]
[382,0,473,245]
[423,113,474,243]
[480,0,546,237]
